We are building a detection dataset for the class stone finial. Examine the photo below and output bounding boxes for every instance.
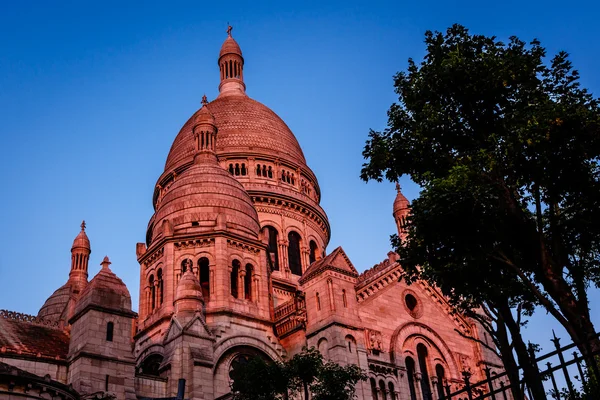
[80,220,86,231]
[226,25,233,37]
[101,256,111,270]
[395,182,401,193]
[201,94,208,106]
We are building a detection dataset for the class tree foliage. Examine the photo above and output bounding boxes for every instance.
[362,24,600,357]
[230,347,366,400]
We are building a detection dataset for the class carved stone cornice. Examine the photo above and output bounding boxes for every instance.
[174,238,214,250]
[143,247,164,267]
[227,238,261,254]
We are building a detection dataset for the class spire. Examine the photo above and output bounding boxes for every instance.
[218,25,246,97]
[193,96,218,163]
[69,221,91,290]
[393,182,410,241]
[100,256,112,271]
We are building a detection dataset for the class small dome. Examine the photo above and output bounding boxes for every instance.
[72,257,132,319]
[72,221,90,251]
[174,269,204,314]
[219,36,242,59]
[153,157,260,242]
[393,183,410,215]
[37,283,74,323]
[195,103,215,126]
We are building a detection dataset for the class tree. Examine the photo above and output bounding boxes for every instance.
[361,24,600,366]
[230,347,367,400]
[288,347,324,400]
[229,356,289,400]
[310,362,366,400]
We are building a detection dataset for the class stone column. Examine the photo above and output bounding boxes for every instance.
[414,372,424,400]
[327,279,336,311]
[301,245,309,272]
[240,269,247,299]
[431,376,439,400]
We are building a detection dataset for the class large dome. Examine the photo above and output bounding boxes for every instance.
[165,95,307,172]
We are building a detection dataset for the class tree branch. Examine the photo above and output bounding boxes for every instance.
[493,251,571,329]
[453,328,501,357]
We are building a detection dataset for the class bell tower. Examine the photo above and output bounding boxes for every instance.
[218,26,246,96]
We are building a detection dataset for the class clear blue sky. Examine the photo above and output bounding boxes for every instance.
[1,0,598,354]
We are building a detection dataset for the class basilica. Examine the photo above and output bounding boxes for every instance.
[0,29,503,400]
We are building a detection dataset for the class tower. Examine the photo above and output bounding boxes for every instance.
[218,25,245,97]
[393,183,410,241]
[68,220,91,293]
[38,222,91,326]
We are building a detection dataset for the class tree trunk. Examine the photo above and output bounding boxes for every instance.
[494,305,525,400]
[497,301,546,400]
[304,381,309,400]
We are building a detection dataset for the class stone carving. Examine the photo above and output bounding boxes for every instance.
[366,329,384,353]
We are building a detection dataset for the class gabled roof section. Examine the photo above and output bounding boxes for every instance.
[0,310,69,361]
[299,247,358,285]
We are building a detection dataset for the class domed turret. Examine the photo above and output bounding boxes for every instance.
[218,26,246,97]
[68,220,91,291]
[174,268,204,315]
[393,183,410,240]
[38,221,91,324]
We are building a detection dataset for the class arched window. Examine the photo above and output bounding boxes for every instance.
[181,259,192,274]
[149,275,156,311]
[342,289,348,308]
[106,322,114,342]
[198,258,210,300]
[370,378,379,400]
[417,344,432,400]
[231,260,240,298]
[139,354,163,377]
[229,164,234,174]
[157,268,163,306]
[281,170,286,181]
[244,264,253,300]
[267,166,273,178]
[435,364,446,400]
[235,163,240,175]
[316,292,321,310]
[406,357,417,400]
[241,163,247,176]
[263,165,268,177]
[346,335,356,353]
[318,338,329,358]
[388,382,396,400]
[288,231,302,275]
[309,240,318,264]
[256,164,262,176]
[266,226,279,271]
[379,380,387,400]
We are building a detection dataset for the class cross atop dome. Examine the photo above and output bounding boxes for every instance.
[226,25,233,37]
[81,220,86,231]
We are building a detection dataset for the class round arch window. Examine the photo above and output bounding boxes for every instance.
[403,290,423,318]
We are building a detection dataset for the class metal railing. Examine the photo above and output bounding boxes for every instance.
[439,332,600,400]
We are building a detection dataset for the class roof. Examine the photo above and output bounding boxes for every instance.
[0,310,69,360]
[165,95,307,172]
[299,246,358,285]
[219,35,243,59]
[71,257,135,322]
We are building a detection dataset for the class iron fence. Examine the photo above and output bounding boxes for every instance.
[439,332,600,400]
